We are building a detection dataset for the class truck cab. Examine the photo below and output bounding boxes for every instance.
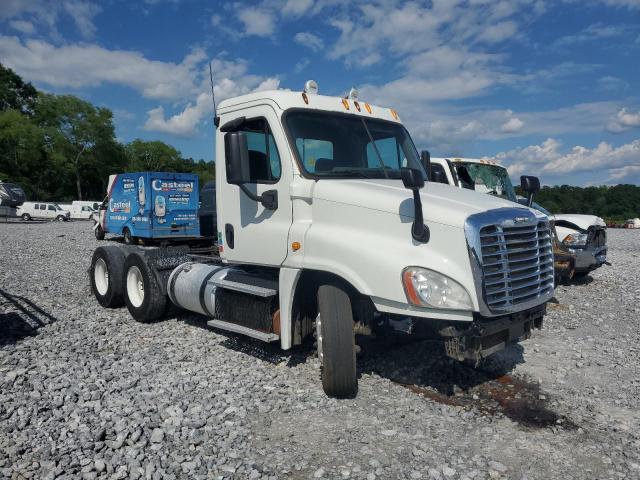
[430,157,607,277]
[90,83,554,397]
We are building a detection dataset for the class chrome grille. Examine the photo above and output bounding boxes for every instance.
[478,221,554,310]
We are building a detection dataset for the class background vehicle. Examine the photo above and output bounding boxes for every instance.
[72,200,101,211]
[59,203,95,220]
[17,202,70,221]
[430,157,607,277]
[0,181,26,219]
[625,218,640,228]
[89,83,553,398]
[94,172,200,244]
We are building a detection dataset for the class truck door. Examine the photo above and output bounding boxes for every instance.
[218,107,292,266]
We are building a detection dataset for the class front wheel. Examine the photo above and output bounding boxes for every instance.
[123,227,134,245]
[95,224,105,240]
[317,283,357,398]
[123,253,166,322]
[21,213,31,221]
[56,215,66,222]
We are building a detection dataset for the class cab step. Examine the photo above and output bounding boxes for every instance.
[206,318,279,342]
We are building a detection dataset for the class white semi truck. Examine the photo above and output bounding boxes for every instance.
[430,157,607,277]
[89,83,554,397]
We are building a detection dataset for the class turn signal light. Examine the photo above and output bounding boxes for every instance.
[291,242,301,251]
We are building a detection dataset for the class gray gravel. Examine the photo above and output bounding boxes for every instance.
[1,220,639,480]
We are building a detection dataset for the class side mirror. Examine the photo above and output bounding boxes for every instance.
[420,150,431,181]
[401,167,425,189]
[400,167,429,243]
[224,132,251,185]
[520,175,540,207]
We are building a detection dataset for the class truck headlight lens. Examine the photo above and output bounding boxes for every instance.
[562,233,588,247]
[402,267,473,310]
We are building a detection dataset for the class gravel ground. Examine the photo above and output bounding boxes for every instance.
[1,220,639,480]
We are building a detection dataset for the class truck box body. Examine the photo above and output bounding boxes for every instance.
[104,172,200,239]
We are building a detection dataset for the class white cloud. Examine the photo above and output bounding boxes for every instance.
[489,138,640,180]
[598,0,640,8]
[237,9,275,37]
[607,108,640,133]
[9,20,34,34]
[501,116,524,133]
[0,35,205,101]
[294,58,310,73]
[143,59,280,137]
[282,0,314,17]
[597,75,629,92]
[294,32,324,52]
[0,0,100,38]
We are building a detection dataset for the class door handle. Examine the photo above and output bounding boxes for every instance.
[225,223,234,249]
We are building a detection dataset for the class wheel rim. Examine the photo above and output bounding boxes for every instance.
[315,313,323,363]
[94,258,109,296]
[127,266,145,308]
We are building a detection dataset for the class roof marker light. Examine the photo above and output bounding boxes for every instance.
[303,80,318,94]
[354,101,361,112]
[341,98,350,110]
[364,103,372,114]
[390,108,399,120]
[302,92,309,104]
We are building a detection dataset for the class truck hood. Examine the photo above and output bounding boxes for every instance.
[312,179,533,228]
[553,214,605,231]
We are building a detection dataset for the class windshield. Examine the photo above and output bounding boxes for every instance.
[453,162,517,202]
[285,111,424,179]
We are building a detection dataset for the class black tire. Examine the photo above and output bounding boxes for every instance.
[90,246,125,308]
[123,227,134,245]
[122,253,166,323]
[574,271,590,279]
[317,283,357,398]
[95,224,105,240]
[56,215,66,222]
[21,213,31,221]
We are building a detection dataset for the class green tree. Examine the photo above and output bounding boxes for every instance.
[125,139,182,171]
[0,64,38,115]
[35,94,119,199]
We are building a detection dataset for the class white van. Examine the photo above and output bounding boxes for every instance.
[58,203,95,220]
[17,202,71,221]
[72,200,101,211]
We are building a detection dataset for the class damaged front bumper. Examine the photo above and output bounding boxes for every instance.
[437,304,546,362]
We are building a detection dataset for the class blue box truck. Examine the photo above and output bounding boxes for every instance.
[94,172,200,244]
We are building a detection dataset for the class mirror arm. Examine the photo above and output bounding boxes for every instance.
[238,184,278,210]
[527,192,534,208]
[410,189,430,243]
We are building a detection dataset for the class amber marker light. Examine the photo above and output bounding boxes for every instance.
[302,92,309,104]
[402,269,421,306]
[341,98,350,110]
[390,109,399,120]
[354,101,361,112]
[364,103,372,114]
[291,242,301,251]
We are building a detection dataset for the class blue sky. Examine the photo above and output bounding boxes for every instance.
[1,0,639,185]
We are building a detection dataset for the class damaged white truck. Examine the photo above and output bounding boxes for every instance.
[430,157,607,277]
[89,83,554,397]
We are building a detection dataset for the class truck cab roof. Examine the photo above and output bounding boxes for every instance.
[217,89,401,124]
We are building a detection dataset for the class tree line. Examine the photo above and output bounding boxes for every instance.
[530,184,640,223]
[0,63,215,202]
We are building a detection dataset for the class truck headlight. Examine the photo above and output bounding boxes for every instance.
[562,232,588,247]
[402,267,473,310]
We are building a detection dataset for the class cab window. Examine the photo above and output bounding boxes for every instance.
[295,139,333,173]
[233,118,281,183]
[48,205,56,211]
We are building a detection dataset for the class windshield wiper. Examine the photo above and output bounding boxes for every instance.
[321,169,377,179]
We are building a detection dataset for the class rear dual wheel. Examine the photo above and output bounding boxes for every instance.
[122,253,166,323]
[90,247,125,308]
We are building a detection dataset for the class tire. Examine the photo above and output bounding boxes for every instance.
[123,253,167,323]
[574,271,590,279]
[56,215,66,222]
[317,283,357,398]
[95,224,105,240]
[90,246,125,308]
[123,227,134,245]
[21,213,31,221]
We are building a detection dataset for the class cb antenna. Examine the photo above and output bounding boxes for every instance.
[209,62,219,128]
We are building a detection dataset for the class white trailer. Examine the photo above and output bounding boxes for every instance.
[89,83,554,397]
